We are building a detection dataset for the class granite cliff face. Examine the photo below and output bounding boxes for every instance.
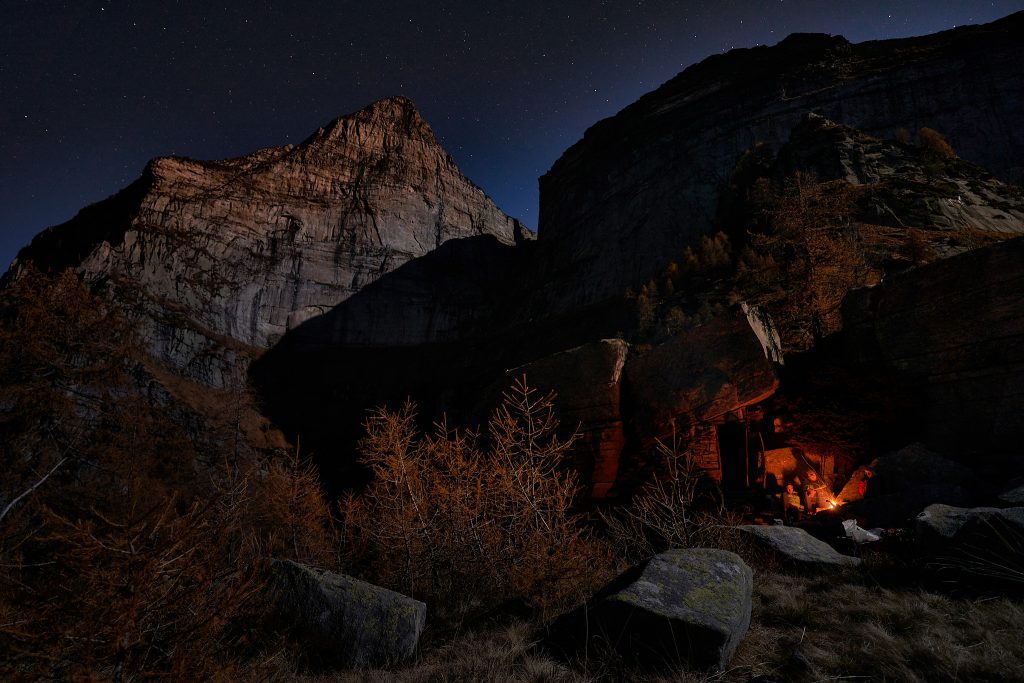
[538,12,1024,312]
[10,96,523,385]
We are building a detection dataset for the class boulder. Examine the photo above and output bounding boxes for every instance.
[840,443,982,528]
[494,339,629,497]
[916,504,1024,551]
[915,504,978,546]
[545,548,752,672]
[624,310,778,440]
[846,237,1024,456]
[270,559,426,668]
[733,525,861,568]
[915,504,1024,590]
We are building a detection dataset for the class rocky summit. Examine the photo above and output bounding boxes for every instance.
[8,96,523,386]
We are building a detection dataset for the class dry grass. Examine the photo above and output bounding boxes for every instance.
[745,568,1024,683]
[302,622,585,683]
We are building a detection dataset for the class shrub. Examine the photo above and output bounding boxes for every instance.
[342,378,612,625]
[0,267,338,678]
[918,127,957,158]
[740,173,869,350]
[602,426,725,563]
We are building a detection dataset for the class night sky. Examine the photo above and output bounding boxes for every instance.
[3,1,1023,271]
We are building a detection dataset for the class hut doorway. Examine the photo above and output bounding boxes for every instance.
[717,422,749,490]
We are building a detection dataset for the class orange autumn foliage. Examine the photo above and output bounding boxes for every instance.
[343,378,613,626]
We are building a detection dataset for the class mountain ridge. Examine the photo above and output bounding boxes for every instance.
[8,97,524,386]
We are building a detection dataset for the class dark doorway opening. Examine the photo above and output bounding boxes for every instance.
[718,422,748,490]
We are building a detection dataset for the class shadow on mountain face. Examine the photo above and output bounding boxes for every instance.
[248,234,532,491]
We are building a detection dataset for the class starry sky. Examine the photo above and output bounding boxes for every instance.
[3,0,1023,271]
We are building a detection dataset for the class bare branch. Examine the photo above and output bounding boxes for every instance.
[0,457,67,526]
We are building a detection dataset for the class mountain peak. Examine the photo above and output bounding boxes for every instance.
[310,95,436,149]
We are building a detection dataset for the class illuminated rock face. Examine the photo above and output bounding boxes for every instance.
[538,13,1024,313]
[11,97,523,385]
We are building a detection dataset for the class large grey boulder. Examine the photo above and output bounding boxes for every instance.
[915,505,1024,589]
[545,548,752,672]
[733,525,861,568]
[270,559,426,668]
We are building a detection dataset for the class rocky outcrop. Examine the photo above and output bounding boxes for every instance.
[776,114,1024,242]
[270,559,426,668]
[842,238,1024,456]
[538,13,1024,312]
[624,310,778,441]
[544,548,752,672]
[10,97,523,385]
[733,525,861,568]
[10,16,1024,500]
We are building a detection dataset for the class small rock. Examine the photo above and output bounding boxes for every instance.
[998,484,1024,507]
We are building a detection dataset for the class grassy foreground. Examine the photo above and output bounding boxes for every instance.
[285,556,1024,683]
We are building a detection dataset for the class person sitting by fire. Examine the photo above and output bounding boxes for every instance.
[803,470,831,514]
[782,482,804,524]
[858,468,874,498]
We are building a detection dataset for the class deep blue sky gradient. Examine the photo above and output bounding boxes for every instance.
[3,0,1023,270]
